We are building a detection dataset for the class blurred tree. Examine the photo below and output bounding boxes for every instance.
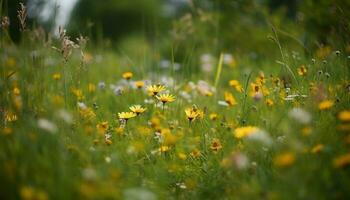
[67,0,162,44]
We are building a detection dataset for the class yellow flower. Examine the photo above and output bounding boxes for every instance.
[88,83,96,92]
[265,99,274,106]
[96,121,109,134]
[156,94,176,104]
[147,84,166,96]
[105,139,113,145]
[178,153,187,160]
[338,110,350,122]
[190,148,201,158]
[71,88,85,101]
[13,87,20,95]
[209,113,218,121]
[159,145,170,153]
[5,112,18,122]
[118,112,137,121]
[122,71,133,80]
[129,105,147,115]
[53,73,61,80]
[297,65,307,76]
[134,81,144,89]
[79,107,96,121]
[233,126,259,139]
[273,152,295,167]
[224,91,237,106]
[333,153,350,168]
[210,138,222,153]
[310,144,324,154]
[318,100,334,110]
[229,80,243,92]
[185,108,199,122]
[316,46,331,59]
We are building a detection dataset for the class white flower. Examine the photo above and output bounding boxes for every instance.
[289,107,312,124]
[218,101,229,107]
[38,118,58,134]
[247,130,272,146]
[57,109,73,124]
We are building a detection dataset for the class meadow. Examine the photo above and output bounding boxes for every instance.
[1,2,350,200]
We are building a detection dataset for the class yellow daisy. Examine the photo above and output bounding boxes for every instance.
[147,84,166,96]
[118,112,137,121]
[156,94,176,104]
[129,105,147,115]
[122,71,133,80]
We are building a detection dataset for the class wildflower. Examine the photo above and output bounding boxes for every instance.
[297,65,307,76]
[53,73,61,80]
[301,126,312,136]
[318,100,334,110]
[333,153,350,168]
[338,110,350,122]
[190,148,201,158]
[5,112,17,122]
[38,118,58,134]
[221,151,249,170]
[185,108,198,122]
[210,138,222,153]
[71,88,84,100]
[265,99,274,106]
[13,87,20,95]
[178,153,187,160]
[105,139,112,145]
[209,113,218,121]
[224,91,237,106]
[288,108,312,124]
[96,121,109,134]
[158,145,170,153]
[129,105,147,115]
[79,107,96,121]
[273,152,295,167]
[115,127,124,136]
[134,81,144,89]
[234,126,259,139]
[156,94,176,105]
[122,71,133,80]
[118,112,136,121]
[311,144,324,154]
[147,84,166,96]
[88,83,96,92]
[229,80,243,92]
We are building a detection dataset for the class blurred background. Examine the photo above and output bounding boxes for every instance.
[3,0,350,57]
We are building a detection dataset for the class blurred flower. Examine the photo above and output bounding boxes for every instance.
[178,152,187,160]
[234,126,259,139]
[297,65,307,76]
[88,83,96,92]
[122,71,133,80]
[96,121,109,134]
[190,148,201,158]
[224,91,237,106]
[129,105,147,115]
[273,152,295,167]
[98,81,106,89]
[210,138,222,153]
[229,80,243,92]
[338,110,350,122]
[221,151,249,170]
[134,81,145,89]
[311,144,324,154]
[288,108,312,124]
[52,73,61,80]
[56,109,73,124]
[333,153,350,168]
[209,113,218,121]
[265,99,274,107]
[38,118,58,134]
[318,100,334,110]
